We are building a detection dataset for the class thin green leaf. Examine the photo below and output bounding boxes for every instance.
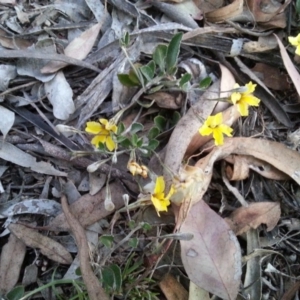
[131,133,139,147]
[166,33,183,74]
[117,122,125,135]
[153,44,167,72]
[118,74,140,87]
[199,76,212,89]
[171,111,181,126]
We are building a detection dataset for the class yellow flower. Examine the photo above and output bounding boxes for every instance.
[151,176,174,216]
[199,112,233,146]
[85,118,118,151]
[288,33,300,56]
[230,82,260,116]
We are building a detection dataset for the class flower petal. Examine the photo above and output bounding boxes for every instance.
[209,112,223,128]
[212,127,224,146]
[231,91,241,104]
[288,35,300,46]
[219,124,233,137]
[154,176,165,195]
[106,136,116,151]
[237,101,249,116]
[244,82,256,94]
[85,122,102,134]
[99,118,108,126]
[241,95,260,106]
[91,135,106,147]
[199,124,213,136]
[151,195,170,215]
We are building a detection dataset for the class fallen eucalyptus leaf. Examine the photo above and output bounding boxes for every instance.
[8,223,73,264]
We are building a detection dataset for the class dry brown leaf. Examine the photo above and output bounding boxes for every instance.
[0,233,26,294]
[205,0,244,23]
[8,223,72,264]
[180,200,241,300]
[144,92,183,109]
[46,182,126,231]
[225,202,281,235]
[41,22,102,74]
[159,274,188,300]
[251,63,290,91]
[275,34,300,97]
[225,155,249,180]
[225,154,289,181]
[0,28,32,49]
[163,80,220,191]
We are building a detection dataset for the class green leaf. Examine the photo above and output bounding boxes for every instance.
[147,139,159,151]
[100,235,114,248]
[6,286,25,300]
[120,138,132,148]
[120,31,130,47]
[97,142,106,151]
[179,73,192,91]
[128,237,139,248]
[75,267,82,276]
[297,0,300,14]
[131,133,139,147]
[166,33,183,74]
[118,74,140,87]
[128,220,136,229]
[153,44,167,72]
[154,115,166,132]
[140,65,154,82]
[199,76,212,89]
[117,122,125,135]
[129,68,142,85]
[142,222,152,231]
[171,111,181,126]
[136,138,143,148]
[148,60,156,75]
[148,84,164,93]
[148,127,160,139]
[110,264,122,291]
[130,122,144,134]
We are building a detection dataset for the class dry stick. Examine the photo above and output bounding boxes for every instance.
[61,195,109,300]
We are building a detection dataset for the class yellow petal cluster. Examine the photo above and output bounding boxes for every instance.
[151,176,174,216]
[127,161,148,178]
[230,82,260,116]
[85,118,118,151]
[199,112,233,146]
[288,33,300,56]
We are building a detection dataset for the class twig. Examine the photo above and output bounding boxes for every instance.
[61,195,109,300]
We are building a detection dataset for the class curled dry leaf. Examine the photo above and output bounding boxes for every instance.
[225,202,281,235]
[0,233,26,294]
[224,154,289,181]
[8,223,73,264]
[180,200,241,300]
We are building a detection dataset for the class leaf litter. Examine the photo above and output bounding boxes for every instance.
[0,0,300,299]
